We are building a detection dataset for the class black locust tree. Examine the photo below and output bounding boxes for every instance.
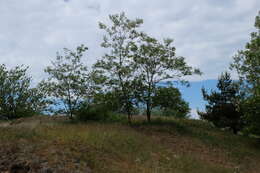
[94,12,143,123]
[134,35,201,122]
[0,64,45,119]
[41,45,94,119]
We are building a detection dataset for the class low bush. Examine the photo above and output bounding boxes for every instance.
[75,104,126,122]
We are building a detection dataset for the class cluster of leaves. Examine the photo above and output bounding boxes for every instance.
[92,90,123,113]
[0,65,45,120]
[75,89,125,122]
[152,86,190,118]
[133,34,200,121]
[40,45,97,119]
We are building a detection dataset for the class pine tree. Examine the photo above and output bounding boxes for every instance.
[198,72,244,134]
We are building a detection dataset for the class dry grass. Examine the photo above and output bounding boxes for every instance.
[0,116,259,173]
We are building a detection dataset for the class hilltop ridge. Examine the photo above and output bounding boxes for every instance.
[0,116,259,173]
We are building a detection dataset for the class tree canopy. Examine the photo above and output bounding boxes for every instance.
[133,34,201,121]
[41,45,94,119]
[94,12,143,122]
[153,86,190,118]
[230,11,260,135]
[0,64,45,119]
[198,72,244,134]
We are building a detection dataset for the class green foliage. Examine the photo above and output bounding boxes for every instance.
[230,12,260,136]
[75,104,125,122]
[198,72,244,134]
[92,90,122,113]
[76,104,111,121]
[94,12,201,123]
[152,86,190,118]
[41,45,95,119]
[133,34,201,121]
[243,96,260,135]
[94,12,143,122]
[230,11,260,96]
[0,64,45,119]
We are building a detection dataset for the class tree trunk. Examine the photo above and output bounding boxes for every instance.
[146,85,152,122]
[70,111,73,120]
[127,112,132,124]
[146,102,151,122]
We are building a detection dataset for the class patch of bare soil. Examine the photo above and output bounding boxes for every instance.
[0,142,92,173]
[0,116,69,129]
[10,116,69,125]
[0,116,92,173]
[0,122,10,128]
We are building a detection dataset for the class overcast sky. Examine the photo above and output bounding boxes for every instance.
[0,0,259,83]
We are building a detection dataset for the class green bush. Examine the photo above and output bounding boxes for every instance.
[152,86,190,119]
[75,104,125,122]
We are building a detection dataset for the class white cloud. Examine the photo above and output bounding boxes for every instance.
[0,0,259,83]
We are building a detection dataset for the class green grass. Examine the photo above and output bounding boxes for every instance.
[0,116,259,172]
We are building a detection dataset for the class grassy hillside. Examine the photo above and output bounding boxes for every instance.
[0,116,259,173]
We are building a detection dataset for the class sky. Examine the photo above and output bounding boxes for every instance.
[0,0,259,118]
[176,80,218,118]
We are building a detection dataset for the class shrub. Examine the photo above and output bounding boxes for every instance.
[152,86,190,119]
[75,104,125,122]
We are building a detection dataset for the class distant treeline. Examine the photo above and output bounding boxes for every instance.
[0,12,259,136]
